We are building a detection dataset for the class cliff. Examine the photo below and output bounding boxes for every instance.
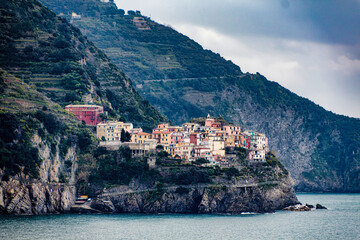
[39,0,360,192]
[73,149,299,214]
[91,178,298,214]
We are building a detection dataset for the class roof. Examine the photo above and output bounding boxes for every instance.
[65,104,103,108]
[152,131,163,134]
[137,132,151,135]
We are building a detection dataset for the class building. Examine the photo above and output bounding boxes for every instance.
[248,150,266,162]
[123,123,133,132]
[234,133,251,149]
[160,131,172,145]
[223,125,241,136]
[97,121,127,141]
[193,146,212,162]
[174,143,195,161]
[66,104,103,126]
[130,128,143,135]
[131,132,152,144]
[182,122,200,133]
[71,12,81,22]
[190,133,201,145]
[170,132,185,144]
[152,130,162,144]
[122,141,157,157]
[205,114,215,127]
[132,17,150,30]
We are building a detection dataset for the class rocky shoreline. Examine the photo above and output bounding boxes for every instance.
[70,177,299,214]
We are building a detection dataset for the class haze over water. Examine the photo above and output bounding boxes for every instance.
[1,194,359,240]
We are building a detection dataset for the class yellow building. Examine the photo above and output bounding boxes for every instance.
[97,121,133,141]
[160,131,172,145]
[135,132,152,144]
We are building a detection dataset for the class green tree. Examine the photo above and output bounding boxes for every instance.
[125,131,131,142]
[120,129,126,142]
[156,145,164,151]
[193,158,209,165]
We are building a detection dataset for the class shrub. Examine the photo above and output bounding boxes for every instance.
[223,167,240,179]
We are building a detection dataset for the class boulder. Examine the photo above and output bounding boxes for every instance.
[90,199,115,213]
[316,204,327,209]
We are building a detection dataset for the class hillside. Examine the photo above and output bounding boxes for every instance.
[40,0,360,192]
[0,0,166,131]
[0,0,299,215]
[0,0,162,214]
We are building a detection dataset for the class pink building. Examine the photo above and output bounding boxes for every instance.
[65,104,103,126]
[223,125,241,136]
[205,118,215,127]
[171,132,185,144]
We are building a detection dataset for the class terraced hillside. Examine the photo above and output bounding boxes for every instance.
[39,0,242,83]
[0,0,166,131]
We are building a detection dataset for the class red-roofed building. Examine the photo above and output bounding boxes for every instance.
[65,104,103,126]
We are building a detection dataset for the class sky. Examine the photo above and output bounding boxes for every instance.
[114,0,360,118]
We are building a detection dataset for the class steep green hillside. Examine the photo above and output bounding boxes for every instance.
[39,0,242,82]
[39,0,360,192]
[0,0,166,131]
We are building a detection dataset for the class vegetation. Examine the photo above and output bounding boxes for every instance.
[0,113,42,180]
[89,146,160,185]
[120,129,131,142]
[0,0,167,132]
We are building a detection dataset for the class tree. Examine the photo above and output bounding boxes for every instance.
[118,9,125,15]
[156,145,164,151]
[193,158,209,165]
[120,129,126,142]
[125,132,131,142]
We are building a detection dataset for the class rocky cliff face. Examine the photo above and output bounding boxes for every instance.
[0,133,77,215]
[86,179,298,214]
[85,164,299,214]
[0,179,75,215]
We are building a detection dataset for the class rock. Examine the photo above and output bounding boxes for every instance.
[283,205,311,211]
[305,203,314,209]
[103,175,299,214]
[90,199,115,213]
[316,204,327,209]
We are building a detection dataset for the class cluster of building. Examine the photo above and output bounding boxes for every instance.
[96,114,269,166]
[64,105,269,166]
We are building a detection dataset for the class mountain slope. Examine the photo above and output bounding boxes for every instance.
[39,0,360,192]
[0,0,169,214]
[0,0,166,131]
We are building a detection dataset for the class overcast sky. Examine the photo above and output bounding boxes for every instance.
[114,0,360,118]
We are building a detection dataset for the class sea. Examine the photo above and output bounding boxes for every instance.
[1,193,359,240]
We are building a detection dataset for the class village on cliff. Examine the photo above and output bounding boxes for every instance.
[65,104,269,167]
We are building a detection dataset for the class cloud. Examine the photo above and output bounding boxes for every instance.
[115,0,360,118]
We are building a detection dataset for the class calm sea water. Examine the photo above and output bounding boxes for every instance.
[1,194,359,240]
